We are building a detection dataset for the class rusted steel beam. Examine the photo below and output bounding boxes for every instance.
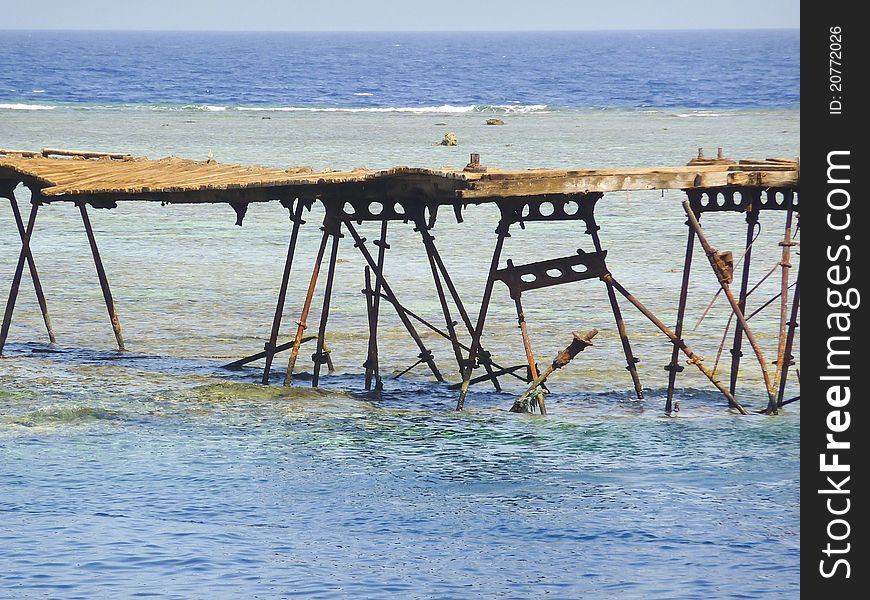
[665,211,698,414]
[777,268,800,408]
[262,198,307,384]
[78,202,125,351]
[456,224,509,410]
[285,225,331,385]
[681,200,776,412]
[585,211,643,400]
[728,206,759,398]
[4,187,55,344]
[494,251,608,294]
[0,200,40,356]
[773,208,797,398]
[311,224,342,387]
[344,221,443,383]
[602,273,747,414]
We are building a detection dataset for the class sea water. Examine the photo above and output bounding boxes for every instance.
[1,31,799,598]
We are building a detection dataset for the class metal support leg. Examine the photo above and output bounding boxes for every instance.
[665,213,698,414]
[513,293,545,414]
[1,201,40,356]
[78,202,124,351]
[312,223,342,387]
[344,221,443,383]
[262,199,306,384]
[416,222,465,374]
[456,225,508,410]
[364,221,388,391]
[285,225,331,385]
[773,206,796,397]
[776,268,800,407]
[729,208,759,398]
[587,215,643,399]
[4,189,56,344]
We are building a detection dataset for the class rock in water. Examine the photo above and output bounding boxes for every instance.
[485,118,505,126]
[440,132,458,146]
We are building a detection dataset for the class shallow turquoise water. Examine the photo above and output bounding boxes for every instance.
[1,106,799,597]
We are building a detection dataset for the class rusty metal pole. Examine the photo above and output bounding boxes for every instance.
[456,223,508,410]
[0,200,40,356]
[586,212,643,399]
[773,204,796,395]
[665,208,698,414]
[416,221,465,375]
[363,221,388,391]
[513,293,539,381]
[513,292,546,414]
[261,198,306,384]
[344,221,443,382]
[776,267,800,408]
[363,266,376,390]
[682,200,776,412]
[728,205,759,398]
[602,273,747,414]
[285,225,331,385]
[311,222,342,387]
[5,188,55,344]
[78,202,125,351]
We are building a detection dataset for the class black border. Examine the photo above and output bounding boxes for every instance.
[802,4,865,595]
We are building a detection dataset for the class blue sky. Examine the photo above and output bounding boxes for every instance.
[4,0,799,31]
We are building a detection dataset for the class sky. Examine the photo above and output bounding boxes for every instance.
[2,0,799,31]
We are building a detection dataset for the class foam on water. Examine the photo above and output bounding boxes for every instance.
[0,102,55,110]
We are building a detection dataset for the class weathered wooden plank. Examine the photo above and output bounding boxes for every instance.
[1,152,799,202]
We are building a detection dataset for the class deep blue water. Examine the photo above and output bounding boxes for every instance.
[1,30,799,109]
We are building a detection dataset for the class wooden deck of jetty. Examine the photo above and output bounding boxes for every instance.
[1,148,798,201]
[1,148,800,416]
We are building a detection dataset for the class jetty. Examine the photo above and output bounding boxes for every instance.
[0,148,800,415]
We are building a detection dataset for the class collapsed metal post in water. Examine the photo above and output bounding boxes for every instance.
[511,329,598,413]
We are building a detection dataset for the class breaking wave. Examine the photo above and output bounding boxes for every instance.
[0,103,55,110]
[1,102,552,114]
